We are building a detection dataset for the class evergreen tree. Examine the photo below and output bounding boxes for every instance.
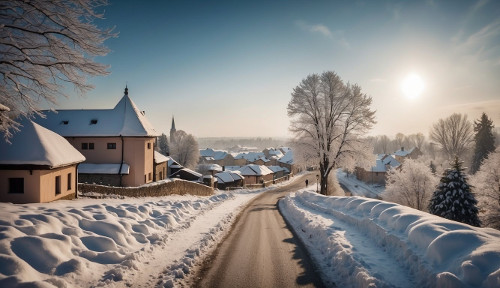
[428,157,481,227]
[157,133,169,156]
[471,113,495,174]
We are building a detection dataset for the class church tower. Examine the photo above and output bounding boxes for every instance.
[170,116,176,144]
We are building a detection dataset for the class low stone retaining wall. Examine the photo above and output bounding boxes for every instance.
[78,179,214,197]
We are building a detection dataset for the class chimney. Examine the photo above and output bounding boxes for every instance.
[401,147,404,151]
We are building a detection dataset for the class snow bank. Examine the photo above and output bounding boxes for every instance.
[280,190,500,288]
[0,190,261,287]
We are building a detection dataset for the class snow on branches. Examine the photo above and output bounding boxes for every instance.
[287,71,376,194]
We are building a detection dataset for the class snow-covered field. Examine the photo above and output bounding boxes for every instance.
[280,190,500,288]
[0,186,278,287]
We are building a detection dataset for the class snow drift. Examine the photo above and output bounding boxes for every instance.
[280,190,500,288]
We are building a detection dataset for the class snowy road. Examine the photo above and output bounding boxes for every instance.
[194,174,325,288]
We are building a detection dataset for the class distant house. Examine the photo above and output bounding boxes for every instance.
[278,150,297,174]
[0,119,85,203]
[170,168,202,182]
[238,164,274,185]
[252,157,270,166]
[33,87,160,187]
[215,170,244,190]
[355,154,401,185]
[268,165,290,179]
[393,147,422,163]
[154,151,168,181]
[199,148,235,166]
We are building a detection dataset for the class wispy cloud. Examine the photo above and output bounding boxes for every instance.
[369,78,387,83]
[295,20,350,48]
[452,18,500,65]
[295,20,332,37]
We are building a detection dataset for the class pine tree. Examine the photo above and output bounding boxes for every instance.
[471,113,495,174]
[428,157,481,226]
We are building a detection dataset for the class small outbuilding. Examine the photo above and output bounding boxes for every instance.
[0,119,85,203]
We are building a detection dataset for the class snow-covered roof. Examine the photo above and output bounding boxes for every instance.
[215,171,244,183]
[78,163,130,174]
[154,151,169,164]
[235,152,266,162]
[268,165,289,173]
[170,168,202,178]
[278,150,294,165]
[0,119,85,168]
[199,148,229,160]
[206,164,222,171]
[34,92,159,137]
[371,154,400,172]
[238,164,274,176]
[394,147,412,157]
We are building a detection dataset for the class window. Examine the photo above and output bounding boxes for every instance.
[147,142,151,149]
[67,173,72,190]
[8,178,24,194]
[55,176,61,195]
[82,143,88,150]
[89,143,94,150]
[159,171,163,180]
[148,173,152,181]
[107,143,116,149]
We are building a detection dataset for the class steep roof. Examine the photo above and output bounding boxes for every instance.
[238,164,274,176]
[279,150,294,165]
[215,171,244,183]
[0,119,85,168]
[34,91,159,137]
[371,154,400,172]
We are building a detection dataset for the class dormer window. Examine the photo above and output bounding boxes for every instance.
[61,120,69,125]
[90,119,98,125]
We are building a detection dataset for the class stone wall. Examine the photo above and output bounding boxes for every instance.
[79,174,121,187]
[78,179,213,197]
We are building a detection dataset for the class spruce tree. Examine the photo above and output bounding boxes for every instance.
[428,157,481,226]
[471,113,495,174]
[157,133,170,156]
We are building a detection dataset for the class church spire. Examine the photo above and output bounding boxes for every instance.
[170,116,176,144]
[124,85,128,96]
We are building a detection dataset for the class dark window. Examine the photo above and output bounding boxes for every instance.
[67,173,72,190]
[159,171,163,180]
[89,143,94,150]
[55,176,61,195]
[82,143,88,150]
[107,143,116,149]
[148,173,152,181]
[90,119,98,125]
[8,178,24,194]
[147,142,151,149]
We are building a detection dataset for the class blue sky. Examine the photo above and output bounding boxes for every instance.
[56,0,500,138]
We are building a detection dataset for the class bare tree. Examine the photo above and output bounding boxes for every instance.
[0,0,116,140]
[377,135,391,154]
[287,71,376,195]
[395,133,405,149]
[471,149,500,229]
[170,130,200,169]
[429,113,474,159]
[383,159,438,211]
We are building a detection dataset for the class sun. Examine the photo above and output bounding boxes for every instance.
[401,73,425,99]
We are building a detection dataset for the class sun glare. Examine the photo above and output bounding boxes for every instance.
[401,73,425,99]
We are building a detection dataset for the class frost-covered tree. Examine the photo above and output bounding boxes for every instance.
[471,113,495,174]
[430,113,474,160]
[157,133,169,156]
[0,0,116,140]
[471,149,500,229]
[287,71,376,195]
[384,159,438,211]
[428,157,480,226]
[374,135,391,154]
[169,130,199,169]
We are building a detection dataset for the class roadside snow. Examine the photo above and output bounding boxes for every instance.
[336,169,384,198]
[280,190,500,288]
[0,189,261,287]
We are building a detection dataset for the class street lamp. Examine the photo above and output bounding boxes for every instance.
[316,174,319,193]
